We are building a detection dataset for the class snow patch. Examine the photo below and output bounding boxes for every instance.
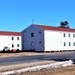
[0,60,73,75]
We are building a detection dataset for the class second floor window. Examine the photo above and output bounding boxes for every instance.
[73,34,75,38]
[31,33,34,37]
[12,37,14,40]
[68,34,70,37]
[39,31,41,33]
[63,33,66,37]
[17,37,19,40]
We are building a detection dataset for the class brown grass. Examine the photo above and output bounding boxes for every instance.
[19,65,75,75]
[0,51,73,58]
[0,52,43,58]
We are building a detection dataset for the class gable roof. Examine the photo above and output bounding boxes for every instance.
[0,31,21,36]
[34,24,75,33]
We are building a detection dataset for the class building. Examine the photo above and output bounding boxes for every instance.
[22,24,75,52]
[0,31,21,51]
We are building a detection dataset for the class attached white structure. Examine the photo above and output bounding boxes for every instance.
[22,24,75,52]
[0,31,21,51]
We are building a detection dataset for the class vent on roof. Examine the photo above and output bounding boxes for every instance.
[59,21,70,28]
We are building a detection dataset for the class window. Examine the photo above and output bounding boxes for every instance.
[31,33,34,37]
[69,42,71,46]
[39,41,41,44]
[17,37,19,40]
[63,33,66,37]
[73,34,75,38]
[73,42,75,46]
[12,44,14,48]
[12,37,14,40]
[68,34,70,37]
[64,42,66,46]
[17,44,19,47]
[39,31,41,33]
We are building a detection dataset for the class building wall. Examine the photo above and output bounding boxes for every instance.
[22,25,75,52]
[22,25,44,51]
[44,30,75,51]
[60,31,75,50]
[0,35,21,51]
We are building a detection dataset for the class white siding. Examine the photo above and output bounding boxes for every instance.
[0,35,21,51]
[44,30,62,51]
[44,30,75,51]
[22,25,44,51]
[0,36,9,50]
[60,32,75,50]
[9,36,22,50]
[22,25,75,52]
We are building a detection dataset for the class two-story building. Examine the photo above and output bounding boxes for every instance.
[22,24,75,52]
[0,31,21,52]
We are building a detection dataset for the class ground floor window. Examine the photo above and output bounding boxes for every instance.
[17,44,19,47]
[69,42,71,46]
[73,42,75,46]
[39,41,41,44]
[12,44,14,48]
[64,42,66,46]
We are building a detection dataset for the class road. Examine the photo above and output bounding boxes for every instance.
[0,52,75,66]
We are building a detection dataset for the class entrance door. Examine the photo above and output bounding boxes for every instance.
[30,41,35,51]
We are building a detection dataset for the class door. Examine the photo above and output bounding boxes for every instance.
[30,41,35,51]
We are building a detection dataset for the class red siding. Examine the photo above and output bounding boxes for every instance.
[35,24,75,32]
[0,31,21,36]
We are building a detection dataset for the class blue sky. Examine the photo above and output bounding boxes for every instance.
[0,0,75,32]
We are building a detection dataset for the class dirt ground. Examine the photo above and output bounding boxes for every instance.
[0,52,56,72]
[0,52,44,58]
[0,52,59,58]
[0,51,74,58]
[0,52,75,75]
[0,61,56,72]
[19,65,75,75]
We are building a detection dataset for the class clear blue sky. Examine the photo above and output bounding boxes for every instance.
[0,0,75,32]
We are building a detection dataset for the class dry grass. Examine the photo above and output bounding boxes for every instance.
[19,65,75,75]
[0,52,60,58]
[0,51,74,58]
[0,52,44,58]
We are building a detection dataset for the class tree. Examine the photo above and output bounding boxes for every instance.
[60,21,69,28]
